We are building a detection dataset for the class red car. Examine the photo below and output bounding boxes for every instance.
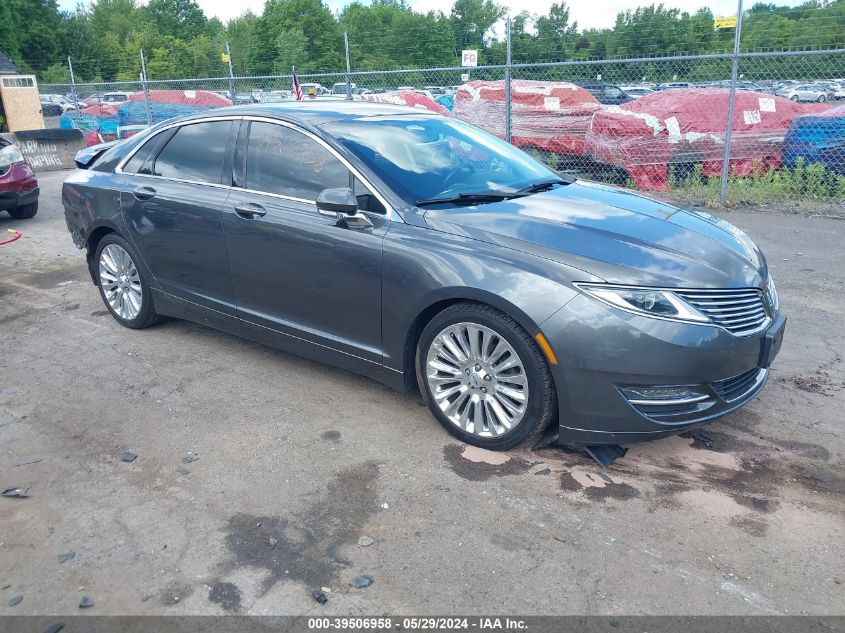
[0,139,38,219]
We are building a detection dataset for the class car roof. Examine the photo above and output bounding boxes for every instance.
[181,101,437,125]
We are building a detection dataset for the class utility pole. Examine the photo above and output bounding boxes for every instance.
[225,42,236,104]
[67,56,79,122]
[344,32,353,101]
[505,16,512,143]
[139,49,152,126]
[719,0,744,206]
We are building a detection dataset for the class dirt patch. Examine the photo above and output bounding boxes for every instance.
[583,482,640,502]
[17,265,88,290]
[208,581,241,611]
[160,582,194,606]
[320,430,341,442]
[90,310,109,317]
[443,444,532,481]
[223,462,380,592]
[730,515,768,537]
[786,371,844,396]
[63,302,80,311]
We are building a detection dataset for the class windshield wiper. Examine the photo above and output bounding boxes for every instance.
[415,191,519,207]
[514,178,571,195]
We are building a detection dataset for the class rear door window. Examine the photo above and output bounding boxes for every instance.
[244,121,349,200]
[152,120,233,184]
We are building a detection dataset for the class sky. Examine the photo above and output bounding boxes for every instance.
[57,0,794,31]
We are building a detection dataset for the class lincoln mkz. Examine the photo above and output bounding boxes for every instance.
[63,103,786,451]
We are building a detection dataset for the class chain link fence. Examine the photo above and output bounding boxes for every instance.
[39,48,845,207]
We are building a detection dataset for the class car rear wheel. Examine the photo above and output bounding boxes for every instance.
[818,95,826,102]
[791,95,799,101]
[95,234,160,329]
[416,303,556,450]
[7,202,37,220]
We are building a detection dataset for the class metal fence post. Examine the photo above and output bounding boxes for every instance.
[344,32,353,100]
[67,56,79,125]
[719,0,744,206]
[505,16,512,143]
[139,49,153,126]
[225,42,236,104]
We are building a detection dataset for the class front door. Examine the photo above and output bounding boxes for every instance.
[223,120,388,364]
[119,119,237,314]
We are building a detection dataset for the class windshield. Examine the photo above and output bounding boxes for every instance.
[322,116,559,206]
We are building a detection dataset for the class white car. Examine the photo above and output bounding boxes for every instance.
[619,86,654,98]
[99,92,131,105]
[782,84,829,102]
[40,94,76,112]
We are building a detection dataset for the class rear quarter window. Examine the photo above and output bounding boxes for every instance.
[151,121,233,184]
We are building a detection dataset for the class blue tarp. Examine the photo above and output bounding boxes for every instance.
[783,106,845,175]
[59,112,120,135]
[117,101,217,126]
[435,94,454,111]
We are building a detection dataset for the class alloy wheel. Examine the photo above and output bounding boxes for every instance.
[99,244,143,321]
[425,322,529,437]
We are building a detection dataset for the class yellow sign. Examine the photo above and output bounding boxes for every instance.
[714,15,737,29]
[221,53,230,63]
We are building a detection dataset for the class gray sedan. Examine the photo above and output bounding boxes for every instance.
[62,102,785,452]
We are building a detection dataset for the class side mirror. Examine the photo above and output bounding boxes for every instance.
[316,187,358,216]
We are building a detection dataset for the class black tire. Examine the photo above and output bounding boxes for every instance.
[7,202,37,219]
[94,233,160,329]
[791,95,799,101]
[416,302,557,450]
[818,95,826,102]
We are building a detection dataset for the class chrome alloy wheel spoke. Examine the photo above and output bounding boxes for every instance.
[426,322,529,438]
[99,244,143,321]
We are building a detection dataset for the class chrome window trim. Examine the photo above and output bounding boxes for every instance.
[115,114,400,222]
[115,115,242,177]
[239,115,398,222]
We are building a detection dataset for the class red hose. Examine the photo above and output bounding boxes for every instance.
[0,229,22,245]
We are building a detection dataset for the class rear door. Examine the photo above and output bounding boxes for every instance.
[223,119,389,364]
[119,119,238,314]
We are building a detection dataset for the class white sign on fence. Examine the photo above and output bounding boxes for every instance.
[461,50,478,67]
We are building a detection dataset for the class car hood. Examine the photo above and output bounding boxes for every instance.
[422,180,767,288]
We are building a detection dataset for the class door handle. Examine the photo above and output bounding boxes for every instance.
[234,203,267,219]
[133,186,156,201]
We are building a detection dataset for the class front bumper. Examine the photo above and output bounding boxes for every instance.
[542,294,784,446]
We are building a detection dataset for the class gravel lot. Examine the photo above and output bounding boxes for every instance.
[1,170,843,616]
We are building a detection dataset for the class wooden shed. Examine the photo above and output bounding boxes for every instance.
[0,51,45,132]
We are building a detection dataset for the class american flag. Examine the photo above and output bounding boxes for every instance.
[292,67,303,101]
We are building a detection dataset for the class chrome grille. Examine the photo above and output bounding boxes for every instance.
[675,288,770,335]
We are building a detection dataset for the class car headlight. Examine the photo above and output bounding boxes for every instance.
[766,275,779,312]
[574,283,709,323]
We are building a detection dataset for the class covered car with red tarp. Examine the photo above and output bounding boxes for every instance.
[452,79,601,156]
[358,90,448,114]
[118,89,233,127]
[585,88,828,191]
[126,89,232,107]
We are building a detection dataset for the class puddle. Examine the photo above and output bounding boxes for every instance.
[223,462,380,592]
[208,581,241,611]
[443,444,532,481]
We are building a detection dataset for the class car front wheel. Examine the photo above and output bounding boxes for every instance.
[818,95,827,102]
[95,234,160,329]
[416,303,557,450]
